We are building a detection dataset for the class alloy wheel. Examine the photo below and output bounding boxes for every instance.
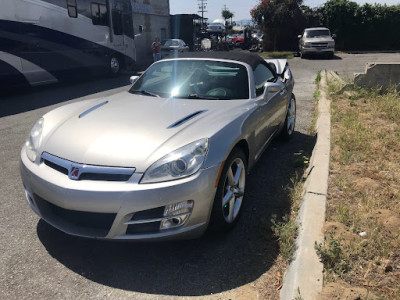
[286,96,296,135]
[222,158,246,223]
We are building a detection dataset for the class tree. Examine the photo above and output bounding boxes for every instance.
[222,9,234,25]
[251,0,304,50]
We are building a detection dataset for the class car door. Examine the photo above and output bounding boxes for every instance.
[252,63,286,156]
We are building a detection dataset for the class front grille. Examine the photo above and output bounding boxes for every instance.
[131,206,165,221]
[43,159,68,175]
[124,206,165,234]
[34,195,116,237]
[41,152,135,182]
[126,222,161,234]
[79,173,132,181]
[311,42,328,48]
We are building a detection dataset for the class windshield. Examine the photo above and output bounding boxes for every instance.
[164,40,179,47]
[305,30,331,38]
[129,60,249,100]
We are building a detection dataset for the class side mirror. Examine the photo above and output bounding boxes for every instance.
[263,82,282,101]
[297,35,302,39]
[332,34,336,39]
[139,25,144,34]
[130,75,139,85]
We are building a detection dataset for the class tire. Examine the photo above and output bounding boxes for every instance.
[328,52,334,59]
[109,55,120,76]
[209,148,247,232]
[279,94,296,140]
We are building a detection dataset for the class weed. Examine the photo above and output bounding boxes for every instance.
[294,287,304,300]
[315,71,321,84]
[271,214,298,262]
[315,233,350,275]
[337,203,351,225]
[313,90,321,100]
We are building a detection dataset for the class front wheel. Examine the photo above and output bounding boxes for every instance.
[279,94,296,140]
[109,55,120,76]
[209,148,247,232]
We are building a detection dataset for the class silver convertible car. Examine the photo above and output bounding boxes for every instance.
[20,52,296,241]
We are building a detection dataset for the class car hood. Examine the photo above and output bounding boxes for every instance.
[42,91,247,171]
[304,36,334,43]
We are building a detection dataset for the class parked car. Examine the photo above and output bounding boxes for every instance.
[161,39,189,58]
[20,52,296,241]
[232,34,244,46]
[298,27,335,58]
[206,23,225,34]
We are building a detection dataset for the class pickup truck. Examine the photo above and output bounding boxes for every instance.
[298,27,335,58]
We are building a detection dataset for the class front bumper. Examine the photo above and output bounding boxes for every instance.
[20,148,220,241]
[301,46,334,54]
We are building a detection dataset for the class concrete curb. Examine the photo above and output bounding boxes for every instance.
[280,70,331,300]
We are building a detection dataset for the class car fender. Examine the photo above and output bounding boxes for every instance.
[202,105,259,172]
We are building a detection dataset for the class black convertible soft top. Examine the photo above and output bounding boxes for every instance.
[166,51,267,70]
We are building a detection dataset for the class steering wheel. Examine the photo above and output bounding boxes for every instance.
[206,88,231,97]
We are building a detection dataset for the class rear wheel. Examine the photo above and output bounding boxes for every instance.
[209,148,247,232]
[279,94,296,140]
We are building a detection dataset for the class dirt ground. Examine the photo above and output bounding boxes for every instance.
[319,83,400,299]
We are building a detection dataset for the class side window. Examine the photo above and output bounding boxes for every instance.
[91,3,109,26]
[253,64,275,97]
[67,0,77,18]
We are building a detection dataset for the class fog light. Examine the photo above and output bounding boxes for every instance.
[160,200,193,230]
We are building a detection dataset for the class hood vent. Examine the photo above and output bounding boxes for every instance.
[79,101,108,118]
[167,110,207,129]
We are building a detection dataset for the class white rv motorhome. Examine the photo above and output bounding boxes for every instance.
[0,0,138,90]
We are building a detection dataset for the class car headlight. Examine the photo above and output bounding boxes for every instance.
[328,41,335,47]
[141,138,209,184]
[25,118,44,162]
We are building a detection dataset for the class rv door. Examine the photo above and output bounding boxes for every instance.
[110,0,134,59]
[110,0,125,53]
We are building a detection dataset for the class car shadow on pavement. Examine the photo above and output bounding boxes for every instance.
[302,54,342,60]
[37,131,316,296]
[0,74,138,117]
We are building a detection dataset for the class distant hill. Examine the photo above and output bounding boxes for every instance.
[235,19,253,26]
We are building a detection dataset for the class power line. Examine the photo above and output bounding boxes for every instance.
[198,0,207,29]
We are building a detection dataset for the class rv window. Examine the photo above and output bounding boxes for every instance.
[67,0,77,18]
[122,13,134,38]
[112,10,123,35]
[91,3,109,26]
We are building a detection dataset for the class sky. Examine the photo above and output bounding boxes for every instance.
[169,0,400,23]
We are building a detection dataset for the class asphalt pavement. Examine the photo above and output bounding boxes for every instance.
[1,52,399,299]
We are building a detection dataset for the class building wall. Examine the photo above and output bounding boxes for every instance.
[131,0,170,65]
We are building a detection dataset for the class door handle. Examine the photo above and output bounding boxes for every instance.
[279,89,286,96]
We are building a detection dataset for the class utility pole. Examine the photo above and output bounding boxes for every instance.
[198,0,207,30]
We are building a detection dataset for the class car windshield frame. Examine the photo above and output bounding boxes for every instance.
[129,59,250,100]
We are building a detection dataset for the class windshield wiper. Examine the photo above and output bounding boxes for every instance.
[174,94,224,100]
[130,89,160,97]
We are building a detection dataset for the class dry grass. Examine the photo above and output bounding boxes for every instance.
[322,84,400,299]
[259,52,294,59]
